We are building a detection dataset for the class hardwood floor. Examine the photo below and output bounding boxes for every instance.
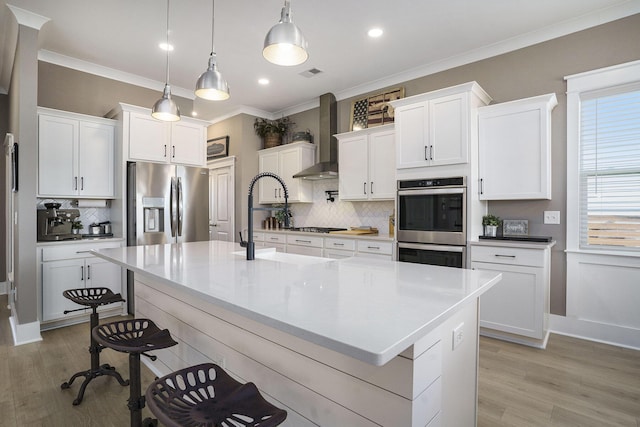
[1,294,639,426]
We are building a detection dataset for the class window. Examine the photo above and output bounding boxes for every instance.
[566,60,640,253]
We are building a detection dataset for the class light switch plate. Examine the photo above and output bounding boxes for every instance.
[544,211,561,224]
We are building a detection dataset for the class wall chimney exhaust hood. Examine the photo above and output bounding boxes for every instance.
[293,93,338,180]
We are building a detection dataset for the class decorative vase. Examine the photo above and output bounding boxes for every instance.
[264,132,282,149]
[484,225,498,237]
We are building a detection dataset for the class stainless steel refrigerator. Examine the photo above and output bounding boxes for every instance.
[126,162,209,311]
[127,162,210,245]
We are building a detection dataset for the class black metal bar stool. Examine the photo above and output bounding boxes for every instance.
[60,287,129,405]
[93,318,178,427]
[145,363,287,427]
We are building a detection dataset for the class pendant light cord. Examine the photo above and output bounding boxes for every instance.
[165,0,170,84]
[210,0,215,56]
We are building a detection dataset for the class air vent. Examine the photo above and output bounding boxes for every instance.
[299,68,323,78]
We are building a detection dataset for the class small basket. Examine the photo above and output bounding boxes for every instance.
[264,133,282,149]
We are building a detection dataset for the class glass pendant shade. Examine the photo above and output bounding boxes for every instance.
[195,54,230,100]
[152,84,180,122]
[263,1,308,66]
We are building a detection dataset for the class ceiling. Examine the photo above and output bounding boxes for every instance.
[1,0,639,122]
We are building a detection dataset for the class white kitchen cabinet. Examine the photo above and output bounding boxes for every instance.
[258,142,315,203]
[114,103,207,167]
[478,93,557,200]
[262,233,286,252]
[471,241,554,348]
[40,241,124,323]
[38,108,115,198]
[286,234,323,257]
[356,239,394,260]
[337,124,395,201]
[389,82,491,170]
[324,237,356,259]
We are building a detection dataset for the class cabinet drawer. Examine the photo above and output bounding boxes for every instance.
[253,232,265,242]
[357,240,393,255]
[42,241,122,261]
[324,237,356,251]
[324,249,355,259]
[286,234,323,248]
[471,245,544,267]
[286,245,323,257]
[263,233,286,245]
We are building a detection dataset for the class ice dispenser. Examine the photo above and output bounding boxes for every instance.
[142,197,165,233]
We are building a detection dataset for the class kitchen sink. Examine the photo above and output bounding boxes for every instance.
[232,249,331,265]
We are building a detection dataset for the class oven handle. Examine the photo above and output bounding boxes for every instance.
[397,188,465,196]
[397,242,465,253]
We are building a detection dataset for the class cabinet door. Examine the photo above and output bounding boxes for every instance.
[474,262,544,339]
[171,121,205,166]
[395,102,429,169]
[87,258,124,312]
[38,114,78,197]
[279,148,301,202]
[429,93,468,166]
[369,130,396,200]
[128,112,169,162]
[479,104,551,200]
[339,135,369,200]
[78,121,115,197]
[258,151,280,203]
[42,259,86,321]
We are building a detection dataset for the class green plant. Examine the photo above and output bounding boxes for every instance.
[71,220,83,230]
[482,214,501,226]
[253,116,293,137]
[273,203,292,225]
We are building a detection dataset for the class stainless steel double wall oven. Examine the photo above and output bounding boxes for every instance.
[396,177,467,268]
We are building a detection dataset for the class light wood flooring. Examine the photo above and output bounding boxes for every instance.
[1,294,639,426]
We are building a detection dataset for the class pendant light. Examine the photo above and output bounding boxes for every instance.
[263,0,308,66]
[195,0,229,100]
[152,0,180,121]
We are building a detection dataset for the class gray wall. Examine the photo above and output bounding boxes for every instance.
[289,14,640,316]
[0,94,8,282]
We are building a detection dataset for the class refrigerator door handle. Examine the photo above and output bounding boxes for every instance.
[177,177,184,236]
[170,177,177,237]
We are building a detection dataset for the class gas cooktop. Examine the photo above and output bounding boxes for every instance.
[288,227,348,233]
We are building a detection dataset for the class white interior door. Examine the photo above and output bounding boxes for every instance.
[209,165,234,241]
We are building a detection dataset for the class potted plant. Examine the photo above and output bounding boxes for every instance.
[254,116,294,148]
[482,214,501,237]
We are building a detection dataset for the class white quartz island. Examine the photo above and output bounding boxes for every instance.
[94,240,501,427]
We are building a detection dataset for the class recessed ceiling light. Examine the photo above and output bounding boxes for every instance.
[368,28,383,38]
[258,78,270,85]
[159,42,174,51]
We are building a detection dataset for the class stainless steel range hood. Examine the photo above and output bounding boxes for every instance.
[293,93,338,180]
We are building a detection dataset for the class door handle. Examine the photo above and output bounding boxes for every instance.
[172,145,176,159]
[170,177,177,237]
[80,176,84,191]
[87,265,91,280]
[424,146,428,161]
[177,177,183,236]
[74,176,78,191]
[363,182,367,195]
[80,266,84,281]
[480,178,484,195]
[429,145,434,160]
[164,144,167,157]
[370,182,373,194]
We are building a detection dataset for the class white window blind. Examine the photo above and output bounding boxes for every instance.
[580,87,640,249]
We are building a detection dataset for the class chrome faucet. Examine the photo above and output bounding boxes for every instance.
[239,172,289,260]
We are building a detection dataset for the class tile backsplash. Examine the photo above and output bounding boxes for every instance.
[37,199,111,232]
[289,180,395,235]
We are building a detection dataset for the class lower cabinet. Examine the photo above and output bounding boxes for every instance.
[285,234,323,257]
[471,242,554,348]
[40,241,124,323]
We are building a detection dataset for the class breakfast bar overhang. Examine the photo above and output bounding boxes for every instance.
[93,241,501,426]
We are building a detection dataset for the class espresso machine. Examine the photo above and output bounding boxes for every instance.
[37,203,83,241]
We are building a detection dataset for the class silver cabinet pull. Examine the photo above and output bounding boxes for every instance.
[495,254,516,258]
[363,182,367,195]
[295,239,311,243]
[75,250,92,254]
[370,182,373,194]
[333,243,344,246]
[172,145,176,158]
[80,266,84,281]
[74,176,78,190]
[80,176,84,191]
[368,246,380,250]
[480,178,484,194]
[424,146,428,160]
[429,145,434,160]
[87,265,91,280]
[164,144,167,157]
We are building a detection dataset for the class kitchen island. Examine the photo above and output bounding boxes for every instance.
[93,240,501,426]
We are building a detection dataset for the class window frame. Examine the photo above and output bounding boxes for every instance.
[565,60,640,256]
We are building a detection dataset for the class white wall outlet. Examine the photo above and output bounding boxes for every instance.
[544,211,561,225]
[453,322,464,350]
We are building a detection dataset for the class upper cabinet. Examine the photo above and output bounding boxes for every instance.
[38,108,115,198]
[336,124,396,201]
[114,103,208,167]
[390,82,491,170]
[478,93,557,200]
[258,142,315,203]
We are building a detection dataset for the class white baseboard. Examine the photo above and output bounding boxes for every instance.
[550,314,640,351]
[0,281,6,295]
[9,316,43,346]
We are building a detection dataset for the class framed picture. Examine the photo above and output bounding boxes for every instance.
[350,87,405,131]
[503,219,529,236]
[207,136,229,160]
